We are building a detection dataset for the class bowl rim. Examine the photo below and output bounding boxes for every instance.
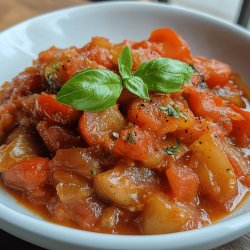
[0,1,250,249]
[1,1,250,38]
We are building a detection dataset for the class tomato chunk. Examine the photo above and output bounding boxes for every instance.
[166,164,199,202]
[184,88,243,134]
[0,131,43,173]
[212,82,245,108]
[230,105,250,147]
[224,142,249,186]
[0,103,16,143]
[79,105,125,151]
[36,121,82,153]
[128,94,194,136]
[49,147,103,180]
[3,157,49,192]
[149,28,192,62]
[60,56,101,82]
[47,196,103,229]
[38,46,62,63]
[114,126,165,167]
[193,56,232,88]
[36,93,81,125]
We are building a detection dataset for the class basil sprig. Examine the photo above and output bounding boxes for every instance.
[118,47,149,100]
[56,46,193,112]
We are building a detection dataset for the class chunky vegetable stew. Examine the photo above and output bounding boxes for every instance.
[0,28,249,235]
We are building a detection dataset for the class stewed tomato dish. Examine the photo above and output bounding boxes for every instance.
[0,28,249,235]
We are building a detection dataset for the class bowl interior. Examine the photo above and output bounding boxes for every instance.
[0,2,250,249]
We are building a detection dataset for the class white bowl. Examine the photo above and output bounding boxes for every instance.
[0,2,250,250]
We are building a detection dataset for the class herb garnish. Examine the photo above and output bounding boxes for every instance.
[165,140,181,155]
[159,104,188,120]
[90,168,97,176]
[56,46,193,112]
[45,64,59,85]
[45,64,61,93]
[121,131,136,144]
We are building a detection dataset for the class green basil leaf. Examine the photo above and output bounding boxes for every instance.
[118,46,132,79]
[134,58,193,93]
[124,76,149,100]
[56,68,122,112]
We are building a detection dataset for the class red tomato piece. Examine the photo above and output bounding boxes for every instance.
[128,94,194,137]
[230,105,250,147]
[184,88,243,134]
[36,93,81,125]
[38,46,62,63]
[114,126,154,161]
[78,105,125,151]
[166,164,199,202]
[193,56,232,88]
[3,157,49,192]
[36,121,83,153]
[175,118,223,145]
[114,126,165,167]
[149,28,192,63]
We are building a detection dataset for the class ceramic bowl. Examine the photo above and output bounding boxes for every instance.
[0,2,250,250]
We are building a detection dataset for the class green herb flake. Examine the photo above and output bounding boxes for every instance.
[121,131,136,144]
[159,104,188,120]
[90,168,97,176]
[52,64,59,71]
[121,135,127,141]
[127,131,136,144]
[165,140,181,155]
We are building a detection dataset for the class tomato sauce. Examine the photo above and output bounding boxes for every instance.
[0,28,249,235]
